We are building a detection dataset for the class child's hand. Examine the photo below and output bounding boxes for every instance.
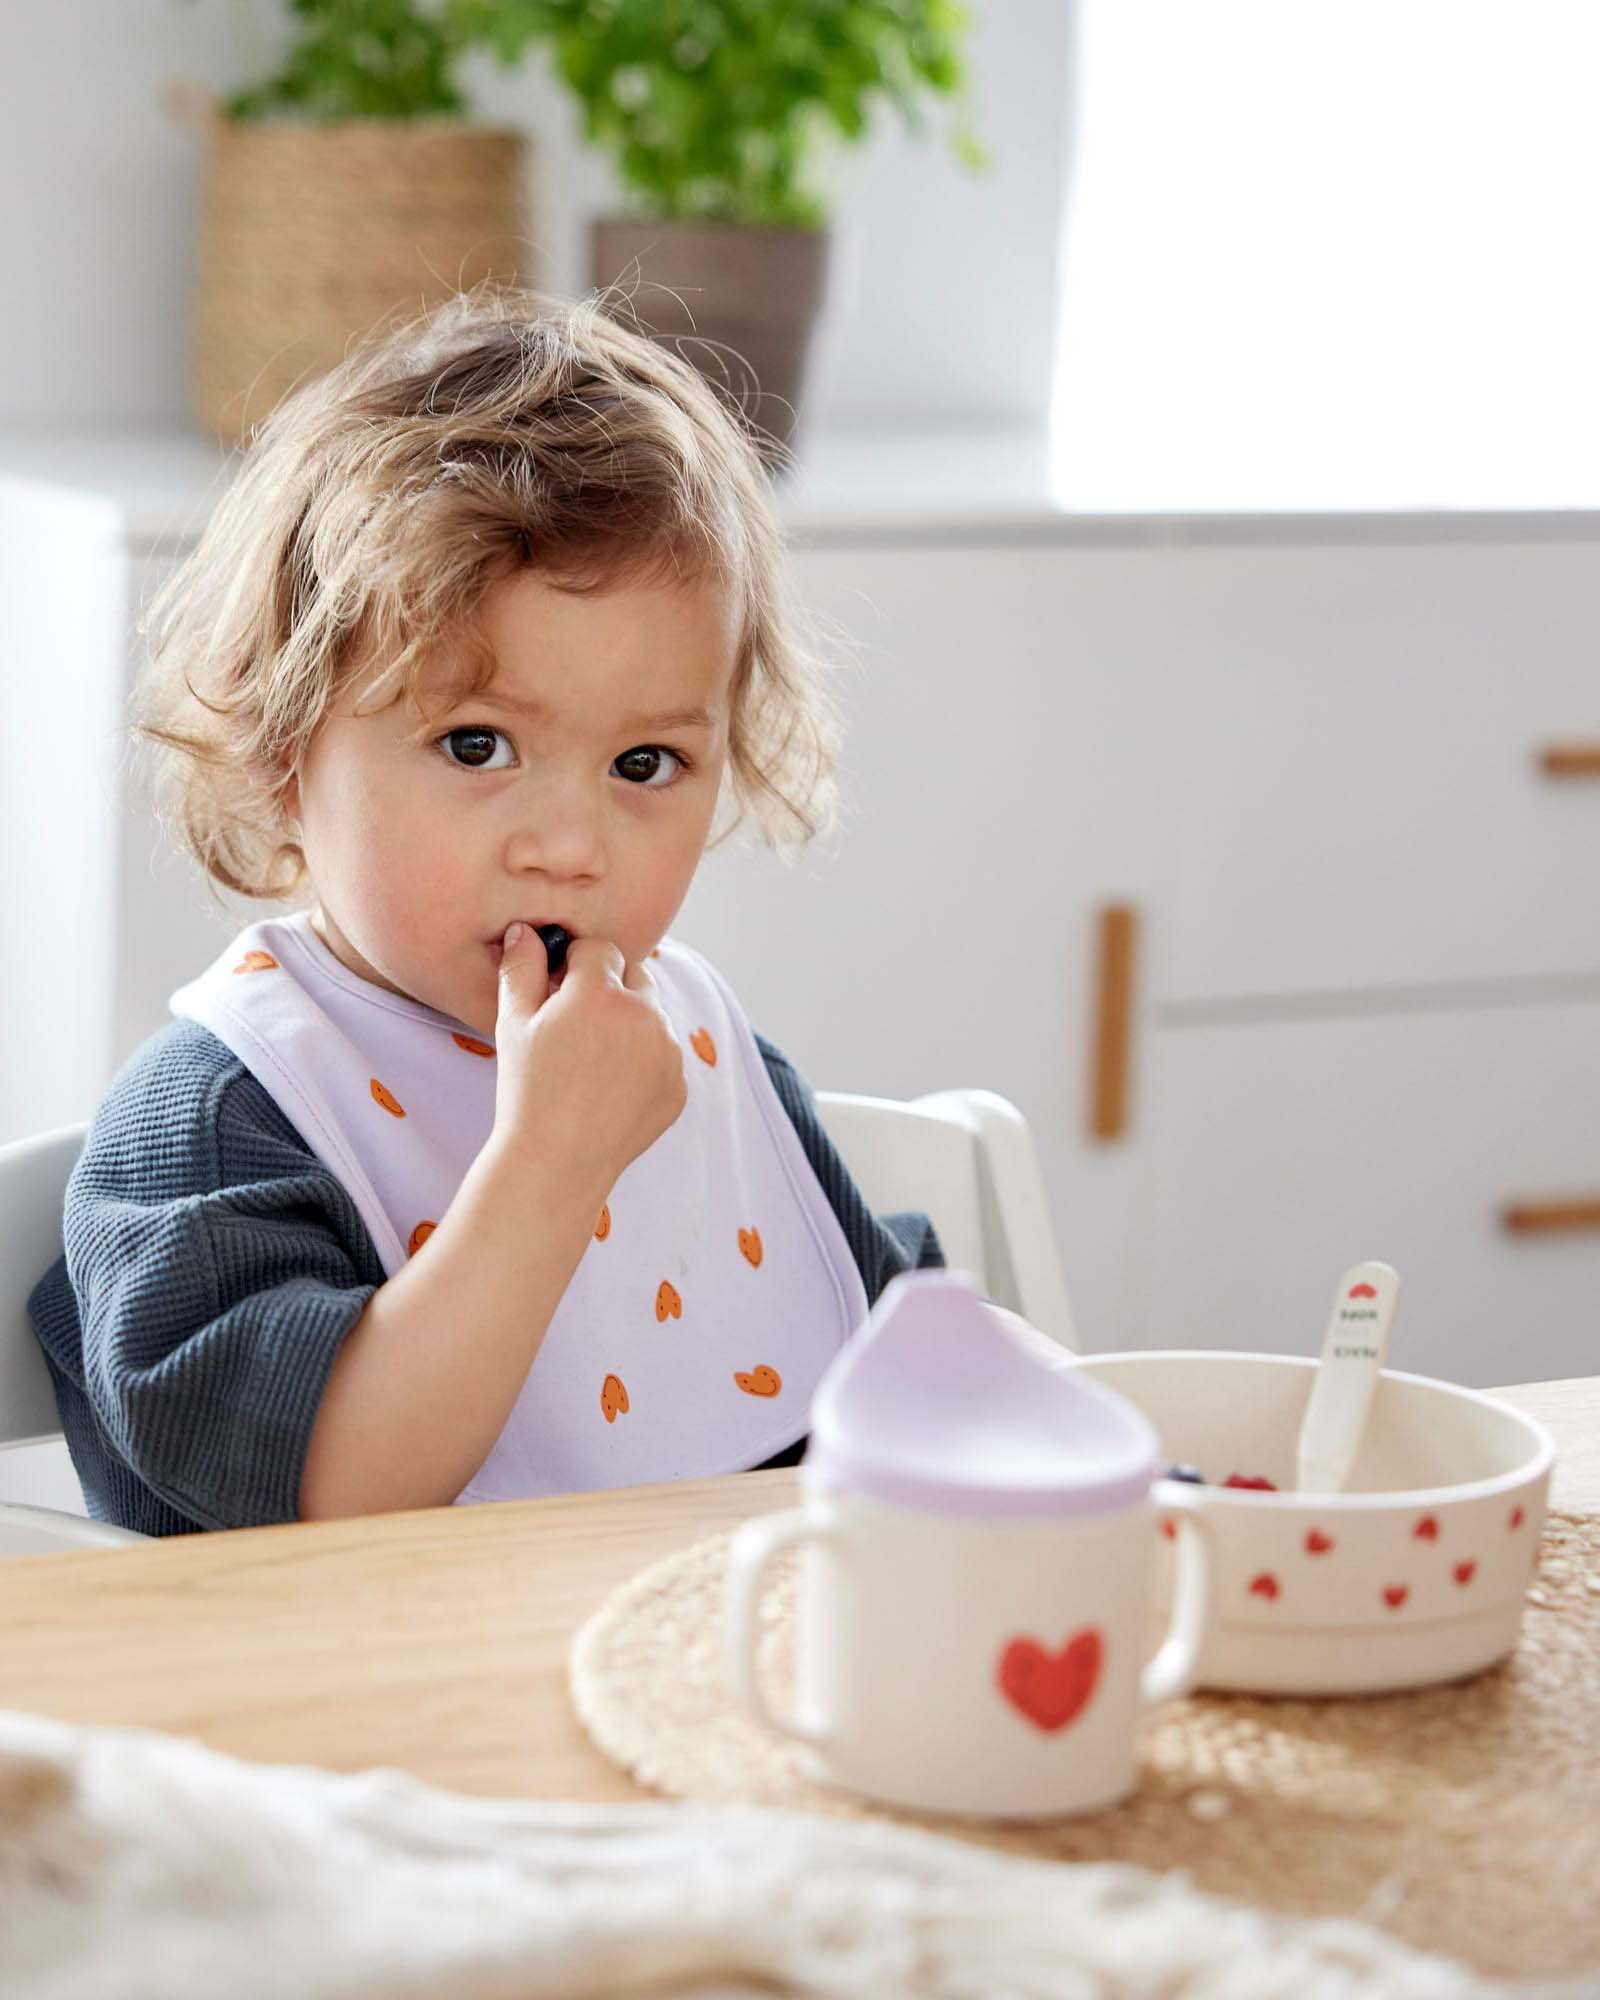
[489,921,688,1192]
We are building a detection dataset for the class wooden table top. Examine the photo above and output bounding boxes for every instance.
[0,1376,1591,1804]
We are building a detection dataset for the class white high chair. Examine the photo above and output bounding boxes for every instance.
[0,1124,150,1555]
[812,1087,1078,1349]
[0,1089,1077,1556]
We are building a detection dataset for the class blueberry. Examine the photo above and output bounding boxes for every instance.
[1164,1463,1206,1485]
[536,924,571,975]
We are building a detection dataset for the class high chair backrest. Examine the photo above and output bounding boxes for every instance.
[812,1088,1079,1351]
[0,1121,86,1449]
[0,1121,149,1552]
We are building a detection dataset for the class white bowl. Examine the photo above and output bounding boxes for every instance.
[1073,1350,1555,1696]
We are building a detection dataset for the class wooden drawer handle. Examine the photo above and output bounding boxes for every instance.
[1089,904,1138,1142]
[1538,742,1600,778]
[1501,1197,1600,1235]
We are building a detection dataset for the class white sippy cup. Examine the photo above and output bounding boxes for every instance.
[724,1269,1217,1819]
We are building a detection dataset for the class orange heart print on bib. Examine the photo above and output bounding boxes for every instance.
[600,1374,629,1422]
[232,951,278,974]
[655,1280,682,1322]
[734,1365,781,1397]
[738,1226,763,1268]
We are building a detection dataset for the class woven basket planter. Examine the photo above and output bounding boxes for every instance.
[591,219,830,465]
[192,111,532,444]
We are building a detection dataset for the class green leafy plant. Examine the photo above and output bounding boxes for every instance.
[208,0,985,227]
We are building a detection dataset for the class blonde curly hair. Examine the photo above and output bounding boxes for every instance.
[133,281,849,906]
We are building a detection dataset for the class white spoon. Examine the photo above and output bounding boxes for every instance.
[1295,1260,1401,1494]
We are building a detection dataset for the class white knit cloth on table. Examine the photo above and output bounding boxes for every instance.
[0,1707,1560,2000]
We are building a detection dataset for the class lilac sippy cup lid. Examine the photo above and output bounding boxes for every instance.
[805,1268,1161,1519]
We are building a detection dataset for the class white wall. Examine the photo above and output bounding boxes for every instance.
[0,0,1072,433]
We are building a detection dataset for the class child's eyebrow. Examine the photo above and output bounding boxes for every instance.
[462,690,716,732]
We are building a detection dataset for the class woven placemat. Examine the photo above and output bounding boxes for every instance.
[569,1509,1600,1985]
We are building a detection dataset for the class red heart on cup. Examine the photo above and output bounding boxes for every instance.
[1383,1584,1410,1610]
[1305,1529,1335,1556]
[996,1630,1103,1733]
[1413,1515,1440,1541]
[1249,1571,1281,1601]
[1454,1560,1477,1587]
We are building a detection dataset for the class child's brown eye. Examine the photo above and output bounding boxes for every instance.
[437,727,512,771]
[615,746,688,787]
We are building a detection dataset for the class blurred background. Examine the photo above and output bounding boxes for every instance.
[3,0,1598,1409]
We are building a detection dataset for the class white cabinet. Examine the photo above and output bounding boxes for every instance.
[1131,1000,1600,1387]
[1154,541,1600,1002]
[681,531,1600,1384]
[0,499,255,1147]
[0,485,129,1143]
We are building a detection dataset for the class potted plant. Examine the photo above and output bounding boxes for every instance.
[179,1,981,455]
[174,1,539,443]
[544,0,985,461]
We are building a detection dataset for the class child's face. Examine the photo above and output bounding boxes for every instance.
[282,565,738,1037]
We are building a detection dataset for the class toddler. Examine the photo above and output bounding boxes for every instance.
[29,284,943,1535]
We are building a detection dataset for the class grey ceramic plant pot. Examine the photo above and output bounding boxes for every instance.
[591,218,830,465]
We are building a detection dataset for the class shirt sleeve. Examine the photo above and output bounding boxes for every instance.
[753,1031,947,1302]
[51,1025,381,1531]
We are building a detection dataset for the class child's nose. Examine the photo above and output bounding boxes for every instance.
[503,782,607,876]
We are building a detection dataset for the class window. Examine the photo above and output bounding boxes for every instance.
[1051,2,1600,509]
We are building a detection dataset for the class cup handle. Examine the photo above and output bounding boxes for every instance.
[1140,1483,1218,1706]
[724,1507,839,1749]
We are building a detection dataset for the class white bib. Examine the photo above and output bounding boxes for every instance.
[169,913,867,1500]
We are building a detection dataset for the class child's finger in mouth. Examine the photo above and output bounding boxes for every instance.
[489,924,572,993]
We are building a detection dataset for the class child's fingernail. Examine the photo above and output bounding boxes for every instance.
[503,922,526,950]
